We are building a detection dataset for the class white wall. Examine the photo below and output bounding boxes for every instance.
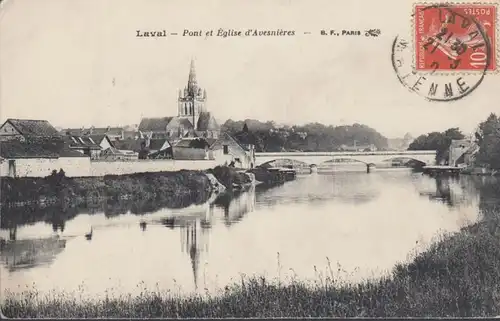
[0,158,227,178]
[0,157,92,178]
[57,157,92,176]
[88,159,220,176]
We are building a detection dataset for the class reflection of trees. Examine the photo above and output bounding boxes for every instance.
[474,176,500,219]
[427,176,476,207]
[0,236,67,272]
[1,191,212,230]
[1,205,83,230]
[213,187,256,227]
[435,177,453,206]
[420,176,499,211]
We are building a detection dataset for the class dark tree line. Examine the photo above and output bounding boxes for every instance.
[475,113,500,170]
[408,128,465,164]
[222,119,389,152]
[407,113,500,169]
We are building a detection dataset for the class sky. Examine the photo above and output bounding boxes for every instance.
[1,0,499,138]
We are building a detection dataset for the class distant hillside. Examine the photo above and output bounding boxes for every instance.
[222,119,389,152]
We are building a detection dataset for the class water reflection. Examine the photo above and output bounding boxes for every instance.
[0,236,67,272]
[1,171,499,299]
[418,176,478,208]
[213,188,256,227]
[254,172,381,207]
[179,218,210,289]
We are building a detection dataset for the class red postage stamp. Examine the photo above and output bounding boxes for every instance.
[415,4,497,72]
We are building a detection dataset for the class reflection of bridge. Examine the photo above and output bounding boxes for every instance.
[255,151,437,167]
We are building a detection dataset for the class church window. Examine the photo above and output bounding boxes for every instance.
[223,145,229,155]
[190,105,193,115]
[184,104,188,115]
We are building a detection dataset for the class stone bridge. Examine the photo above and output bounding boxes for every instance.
[255,151,437,167]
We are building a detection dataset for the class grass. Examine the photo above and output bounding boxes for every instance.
[3,208,500,318]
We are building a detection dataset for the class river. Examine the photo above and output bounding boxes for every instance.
[1,168,499,301]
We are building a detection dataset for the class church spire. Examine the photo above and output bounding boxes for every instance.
[187,59,197,96]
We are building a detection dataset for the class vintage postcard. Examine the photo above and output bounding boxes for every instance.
[1,0,500,318]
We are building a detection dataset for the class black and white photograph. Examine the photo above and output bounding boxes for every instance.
[1,0,500,318]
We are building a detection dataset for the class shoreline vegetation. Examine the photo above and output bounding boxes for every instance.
[0,165,291,231]
[0,166,262,208]
[460,166,500,176]
[2,208,500,317]
[0,166,260,230]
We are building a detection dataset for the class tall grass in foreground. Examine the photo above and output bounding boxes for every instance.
[3,209,500,318]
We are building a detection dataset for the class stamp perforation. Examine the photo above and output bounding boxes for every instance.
[411,1,500,75]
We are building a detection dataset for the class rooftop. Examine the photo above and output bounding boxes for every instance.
[4,119,60,137]
[0,138,87,159]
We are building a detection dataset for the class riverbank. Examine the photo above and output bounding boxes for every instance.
[0,166,275,229]
[460,166,500,176]
[0,166,259,207]
[3,207,500,318]
[1,169,215,207]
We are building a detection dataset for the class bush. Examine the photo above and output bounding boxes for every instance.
[207,166,251,189]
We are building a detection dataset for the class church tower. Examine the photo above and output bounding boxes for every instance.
[178,59,207,129]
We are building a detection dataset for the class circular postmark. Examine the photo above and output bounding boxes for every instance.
[392,4,494,101]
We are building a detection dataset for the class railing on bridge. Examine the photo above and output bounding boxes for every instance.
[255,151,437,157]
[254,150,437,167]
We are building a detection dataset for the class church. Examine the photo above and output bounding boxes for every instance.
[138,60,220,141]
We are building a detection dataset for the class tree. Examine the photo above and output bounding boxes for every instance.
[223,119,389,152]
[408,128,465,164]
[475,113,500,169]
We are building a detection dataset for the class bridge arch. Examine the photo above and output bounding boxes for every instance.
[379,156,432,166]
[255,151,437,167]
[259,158,311,168]
[318,158,375,166]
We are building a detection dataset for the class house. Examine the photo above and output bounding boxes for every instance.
[0,138,90,177]
[62,126,125,141]
[0,119,61,142]
[112,139,147,158]
[147,138,173,159]
[100,147,138,161]
[88,135,114,151]
[209,132,256,169]
[172,138,212,160]
[63,135,102,160]
[463,144,480,166]
[111,137,172,159]
[138,60,220,141]
[169,132,250,166]
[448,139,478,167]
[60,133,114,160]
